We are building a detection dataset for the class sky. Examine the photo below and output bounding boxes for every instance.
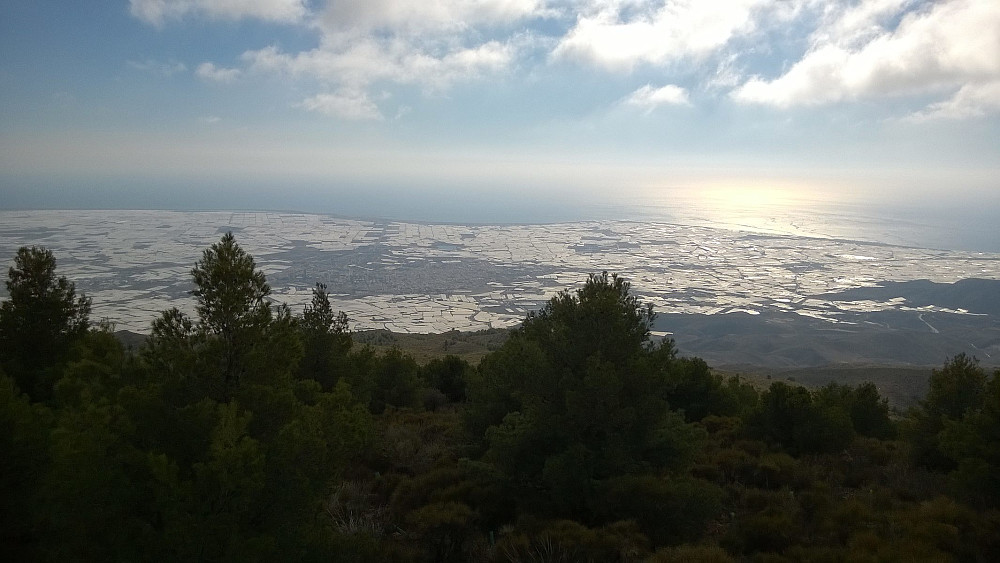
[1,1,998,238]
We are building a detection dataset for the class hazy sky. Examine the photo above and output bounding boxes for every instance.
[1,1,998,217]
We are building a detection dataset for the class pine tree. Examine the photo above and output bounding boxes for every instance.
[190,232,272,389]
[0,246,90,401]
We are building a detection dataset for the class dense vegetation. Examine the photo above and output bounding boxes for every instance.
[2,235,999,561]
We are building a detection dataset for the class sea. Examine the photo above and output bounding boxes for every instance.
[1,183,998,334]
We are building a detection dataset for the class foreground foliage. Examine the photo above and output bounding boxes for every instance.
[2,237,998,561]
[0,246,91,402]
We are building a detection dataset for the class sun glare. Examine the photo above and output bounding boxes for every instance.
[630,180,845,239]
[699,184,798,211]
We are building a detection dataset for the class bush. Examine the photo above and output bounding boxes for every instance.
[596,474,723,546]
[420,355,472,403]
[747,382,855,455]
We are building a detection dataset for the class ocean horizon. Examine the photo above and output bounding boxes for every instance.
[3,179,998,254]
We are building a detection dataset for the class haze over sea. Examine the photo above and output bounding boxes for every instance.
[5,180,998,254]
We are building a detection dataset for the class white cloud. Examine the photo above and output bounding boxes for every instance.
[129,0,309,27]
[318,0,546,35]
[129,0,1000,121]
[220,1,536,119]
[297,90,384,120]
[244,37,516,94]
[624,84,691,112]
[199,115,222,124]
[732,0,1000,118]
[196,62,241,83]
[394,105,413,120]
[552,0,771,71]
[815,0,915,49]
[705,52,744,91]
[907,80,1000,121]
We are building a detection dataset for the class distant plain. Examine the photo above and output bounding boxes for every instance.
[1,201,997,377]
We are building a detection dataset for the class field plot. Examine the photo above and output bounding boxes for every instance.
[1,211,998,338]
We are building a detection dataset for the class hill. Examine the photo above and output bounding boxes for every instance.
[352,328,506,364]
[659,278,1000,369]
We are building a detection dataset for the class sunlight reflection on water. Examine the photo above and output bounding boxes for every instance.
[3,177,995,252]
[605,186,999,253]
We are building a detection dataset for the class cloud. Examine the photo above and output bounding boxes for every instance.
[199,115,222,124]
[128,58,187,76]
[317,0,547,35]
[129,0,309,27]
[242,34,517,118]
[624,84,691,112]
[394,105,412,120]
[196,62,241,83]
[731,0,1000,118]
[551,0,771,71]
[244,39,515,90]
[215,1,538,119]
[906,80,1000,121]
[130,0,1000,121]
[297,90,384,120]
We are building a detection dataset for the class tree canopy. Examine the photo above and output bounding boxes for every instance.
[468,272,701,520]
[2,240,999,561]
[190,232,272,387]
[908,353,990,470]
[0,246,91,401]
